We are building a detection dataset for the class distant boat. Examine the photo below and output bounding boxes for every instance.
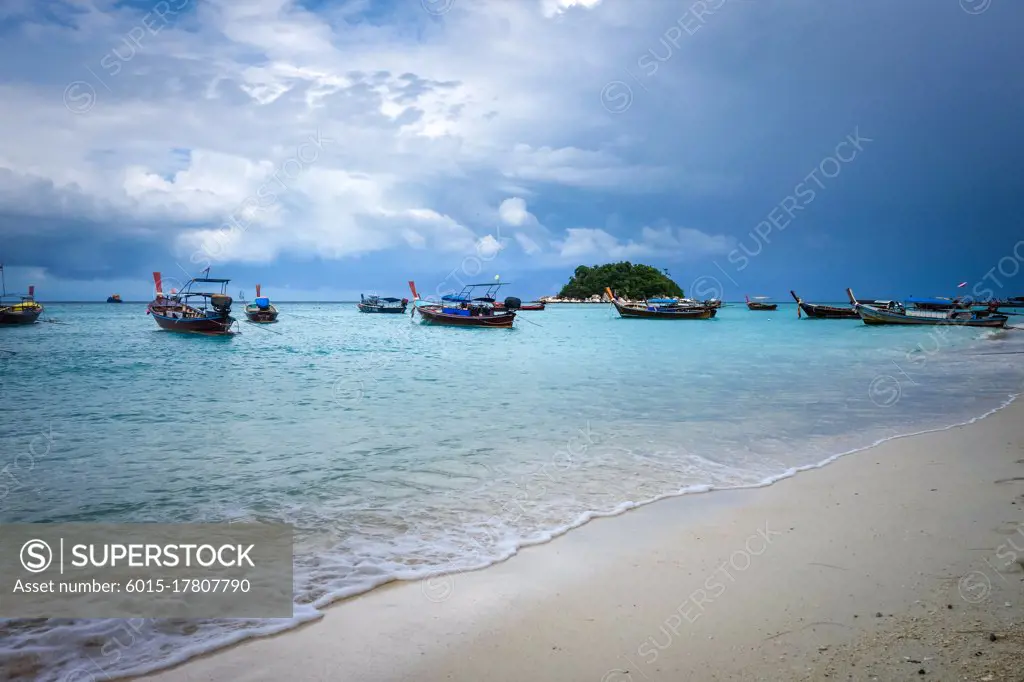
[0,267,43,325]
[408,280,519,327]
[493,299,544,311]
[605,288,717,319]
[790,290,859,319]
[106,294,123,303]
[146,271,236,335]
[358,294,408,314]
[846,288,1007,328]
[244,284,279,323]
[745,295,777,311]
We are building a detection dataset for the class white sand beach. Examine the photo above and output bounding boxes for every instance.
[139,400,1024,682]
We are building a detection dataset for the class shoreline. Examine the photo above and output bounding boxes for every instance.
[137,394,1024,682]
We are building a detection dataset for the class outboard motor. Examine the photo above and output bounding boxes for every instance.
[503,296,522,310]
[210,294,233,312]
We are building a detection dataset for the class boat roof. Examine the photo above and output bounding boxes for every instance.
[647,298,678,304]
[193,277,231,283]
[904,296,957,305]
[442,282,507,303]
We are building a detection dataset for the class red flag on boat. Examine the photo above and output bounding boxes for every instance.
[957,282,967,288]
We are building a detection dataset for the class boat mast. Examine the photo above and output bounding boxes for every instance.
[0,263,5,297]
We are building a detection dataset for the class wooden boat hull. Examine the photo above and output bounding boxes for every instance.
[612,300,716,319]
[0,307,42,325]
[149,306,235,334]
[244,305,279,323]
[746,303,777,311]
[416,306,515,327]
[798,302,860,319]
[790,290,859,319]
[856,305,1007,328]
[358,303,407,313]
[518,303,545,311]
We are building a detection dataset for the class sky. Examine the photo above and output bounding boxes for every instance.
[0,0,1021,302]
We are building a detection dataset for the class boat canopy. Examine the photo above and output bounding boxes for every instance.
[378,297,403,302]
[904,296,959,305]
[647,298,678,304]
[438,282,509,304]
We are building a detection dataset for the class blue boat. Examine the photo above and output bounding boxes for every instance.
[244,284,279,323]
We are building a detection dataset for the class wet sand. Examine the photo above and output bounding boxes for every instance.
[140,398,1024,682]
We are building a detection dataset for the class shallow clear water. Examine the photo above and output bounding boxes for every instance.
[2,302,1023,680]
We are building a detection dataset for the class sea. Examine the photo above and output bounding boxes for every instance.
[1,301,1023,681]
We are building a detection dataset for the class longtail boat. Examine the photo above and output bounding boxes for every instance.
[244,284,279,323]
[358,294,408,313]
[408,280,519,327]
[0,266,43,325]
[147,271,236,335]
[605,287,717,319]
[745,295,777,311]
[846,288,1007,328]
[517,301,545,311]
[790,290,860,319]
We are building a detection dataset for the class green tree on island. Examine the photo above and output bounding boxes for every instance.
[556,262,684,300]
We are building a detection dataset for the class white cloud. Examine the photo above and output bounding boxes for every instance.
[0,0,738,280]
[555,226,734,261]
[498,197,530,226]
[541,0,604,19]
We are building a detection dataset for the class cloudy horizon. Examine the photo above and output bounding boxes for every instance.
[1,0,1021,302]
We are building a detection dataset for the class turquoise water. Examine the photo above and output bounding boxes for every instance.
[2,302,1023,680]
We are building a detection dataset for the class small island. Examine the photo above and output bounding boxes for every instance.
[542,262,684,303]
